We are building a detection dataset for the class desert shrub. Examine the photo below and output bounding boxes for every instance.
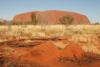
[4,60,48,67]
[0,22,4,25]
[0,57,5,67]
[0,52,7,67]
[9,21,21,25]
[0,21,8,25]
[10,21,32,25]
[58,53,100,66]
[94,22,100,25]
[59,15,74,25]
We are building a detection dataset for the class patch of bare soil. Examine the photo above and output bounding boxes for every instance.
[0,39,100,67]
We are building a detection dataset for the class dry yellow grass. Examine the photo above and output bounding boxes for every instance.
[0,25,100,42]
[0,25,100,39]
[0,25,100,54]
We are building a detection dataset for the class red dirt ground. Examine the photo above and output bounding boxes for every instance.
[0,39,100,67]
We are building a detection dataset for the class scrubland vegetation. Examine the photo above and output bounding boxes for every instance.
[0,25,100,53]
[0,24,100,67]
[0,25,100,40]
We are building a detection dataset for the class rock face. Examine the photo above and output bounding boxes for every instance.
[13,10,90,24]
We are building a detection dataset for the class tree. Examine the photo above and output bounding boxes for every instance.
[59,15,74,25]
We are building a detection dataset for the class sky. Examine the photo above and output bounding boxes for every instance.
[0,0,100,23]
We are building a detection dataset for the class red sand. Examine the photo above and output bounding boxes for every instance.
[0,40,100,67]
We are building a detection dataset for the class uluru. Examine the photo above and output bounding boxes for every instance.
[13,10,90,24]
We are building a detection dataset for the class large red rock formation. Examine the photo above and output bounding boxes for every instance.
[13,10,90,24]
